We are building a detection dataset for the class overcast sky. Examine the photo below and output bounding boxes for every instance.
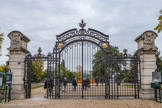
[0,0,162,65]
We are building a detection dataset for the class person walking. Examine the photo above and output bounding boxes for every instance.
[85,78,89,89]
[87,78,90,88]
[100,77,104,86]
[95,76,99,87]
[44,78,47,98]
[83,78,86,90]
[72,78,77,91]
[48,78,54,96]
[63,77,67,92]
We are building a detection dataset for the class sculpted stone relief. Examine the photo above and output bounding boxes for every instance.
[10,32,21,49]
[143,32,156,50]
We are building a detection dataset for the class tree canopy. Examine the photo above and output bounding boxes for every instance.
[154,9,162,33]
[0,64,8,72]
[60,60,68,78]
[156,50,162,70]
[31,61,44,82]
[0,32,4,56]
[92,46,122,78]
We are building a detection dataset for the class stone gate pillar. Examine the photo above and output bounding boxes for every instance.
[8,31,30,99]
[135,30,158,99]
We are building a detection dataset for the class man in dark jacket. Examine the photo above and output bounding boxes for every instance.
[95,76,99,87]
[48,78,54,95]
[44,79,47,89]
[44,78,48,98]
[85,78,89,89]
[63,77,67,92]
[100,77,104,86]
[87,78,90,88]
[83,78,86,90]
[72,78,77,91]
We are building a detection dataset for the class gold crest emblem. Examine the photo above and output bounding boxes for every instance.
[58,43,64,48]
[102,43,108,48]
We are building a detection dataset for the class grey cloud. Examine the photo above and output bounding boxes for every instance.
[0,0,162,65]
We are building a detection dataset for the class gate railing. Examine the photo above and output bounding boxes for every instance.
[107,49,141,99]
[24,47,141,99]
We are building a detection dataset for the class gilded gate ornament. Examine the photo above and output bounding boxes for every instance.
[58,43,64,48]
[102,43,108,48]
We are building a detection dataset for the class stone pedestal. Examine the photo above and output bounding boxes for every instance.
[8,31,30,100]
[135,30,158,99]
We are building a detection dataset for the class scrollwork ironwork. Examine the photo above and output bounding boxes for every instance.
[56,19,109,51]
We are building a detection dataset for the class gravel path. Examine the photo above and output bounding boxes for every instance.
[0,87,162,108]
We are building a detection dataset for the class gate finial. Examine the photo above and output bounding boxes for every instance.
[79,19,86,29]
[38,47,42,55]
[123,49,128,56]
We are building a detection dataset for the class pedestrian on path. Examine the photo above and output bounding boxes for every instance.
[72,78,77,91]
[63,77,67,92]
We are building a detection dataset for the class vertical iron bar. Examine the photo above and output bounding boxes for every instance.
[134,59,137,98]
[108,55,111,99]
[49,54,52,98]
[82,41,84,99]
[55,49,57,99]
[58,53,61,99]
[105,53,107,99]
[47,56,49,99]
[116,58,119,99]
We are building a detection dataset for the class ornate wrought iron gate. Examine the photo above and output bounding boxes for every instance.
[55,41,108,99]
[24,20,141,99]
[24,47,54,98]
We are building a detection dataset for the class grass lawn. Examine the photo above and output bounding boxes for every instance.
[122,85,134,88]
[31,85,44,90]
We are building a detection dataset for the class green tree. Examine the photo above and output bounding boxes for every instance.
[156,50,162,70]
[118,64,136,83]
[60,64,68,78]
[154,9,162,33]
[61,59,65,67]
[60,60,67,78]
[41,70,47,80]
[92,46,122,78]
[59,59,68,79]
[67,70,73,81]
[0,64,8,71]
[0,32,4,56]
[31,61,44,82]
[59,60,78,81]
